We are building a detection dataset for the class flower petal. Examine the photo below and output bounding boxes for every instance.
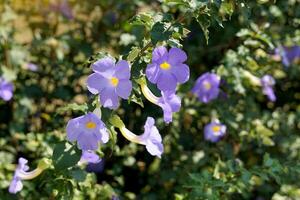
[99,88,119,109]
[66,117,82,142]
[99,128,109,143]
[152,46,168,63]
[146,140,163,158]
[92,57,115,73]
[171,63,190,83]
[86,73,108,94]
[80,151,101,164]
[116,79,132,99]
[114,60,130,79]
[77,133,99,150]
[168,47,187,64]
[8,178,23,194]
[146,63,160,84]
[157,73,177,92]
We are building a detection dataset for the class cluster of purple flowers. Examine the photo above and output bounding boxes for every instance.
[9,43,285,193]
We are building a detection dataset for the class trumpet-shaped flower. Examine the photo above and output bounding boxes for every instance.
[204,122,226,142]
[140,82,181,123]
[112,116,163,158]
[146,46,190,92]
[0,77,13,101]
[80,150,101,164]
[87,57,132,109]
[261,75,276,102]
[9,158,50,194]
[157,91,181,123]
[275,46,300,67]
[66,112,109,150]
[192,72,220,103]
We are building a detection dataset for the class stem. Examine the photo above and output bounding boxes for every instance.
[119,127,145,145]
[18,168,43,180]
[140,83,160,105]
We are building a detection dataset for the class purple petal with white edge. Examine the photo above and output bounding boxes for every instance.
[114,60,130,79]
[99,88,120,109]
[100,128,109,143]
[152,46,168,63]
[92,57,115,73]
[146,140,164,158]
[157,73,177,92]
[116,79,132,99]
[8,178,23,194]
[168,47,187,64]
[86,73,108,94]
[66,117,82,142]
[171,63,190,83]
[146,63,160,84]
[77,133,99,150]
[81,151,101,164]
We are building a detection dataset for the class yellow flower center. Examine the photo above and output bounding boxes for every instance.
[160,62,171,70]
[203,81,211,90]
[86,122,96,129]
[212,125,221,132]
[110,77,119,87]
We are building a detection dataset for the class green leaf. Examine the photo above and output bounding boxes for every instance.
[195,14,210,44]
[70,168,87,182]
[127,46,140,62]
[56,103,88,114]
[52,142,81,171]
[150,22,172,44]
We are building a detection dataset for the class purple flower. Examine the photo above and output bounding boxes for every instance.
[192,72,220,103]
[9,158,29,194]
[66,112,109,150]
[204,122,226,142]
[50,0,73,20]
[26,63,38,71]
[146,46,190,92]
[141,117,164,157]
[119,117,164,158]
[80,150,101,164]
[157,91,181,123]
[60,0,73,19]
[86,159,105,173]
[87,57,132,110]
[275,46,300,67]
[261,75,276,102]
[0,77,13,101]
[8,158,50,194]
